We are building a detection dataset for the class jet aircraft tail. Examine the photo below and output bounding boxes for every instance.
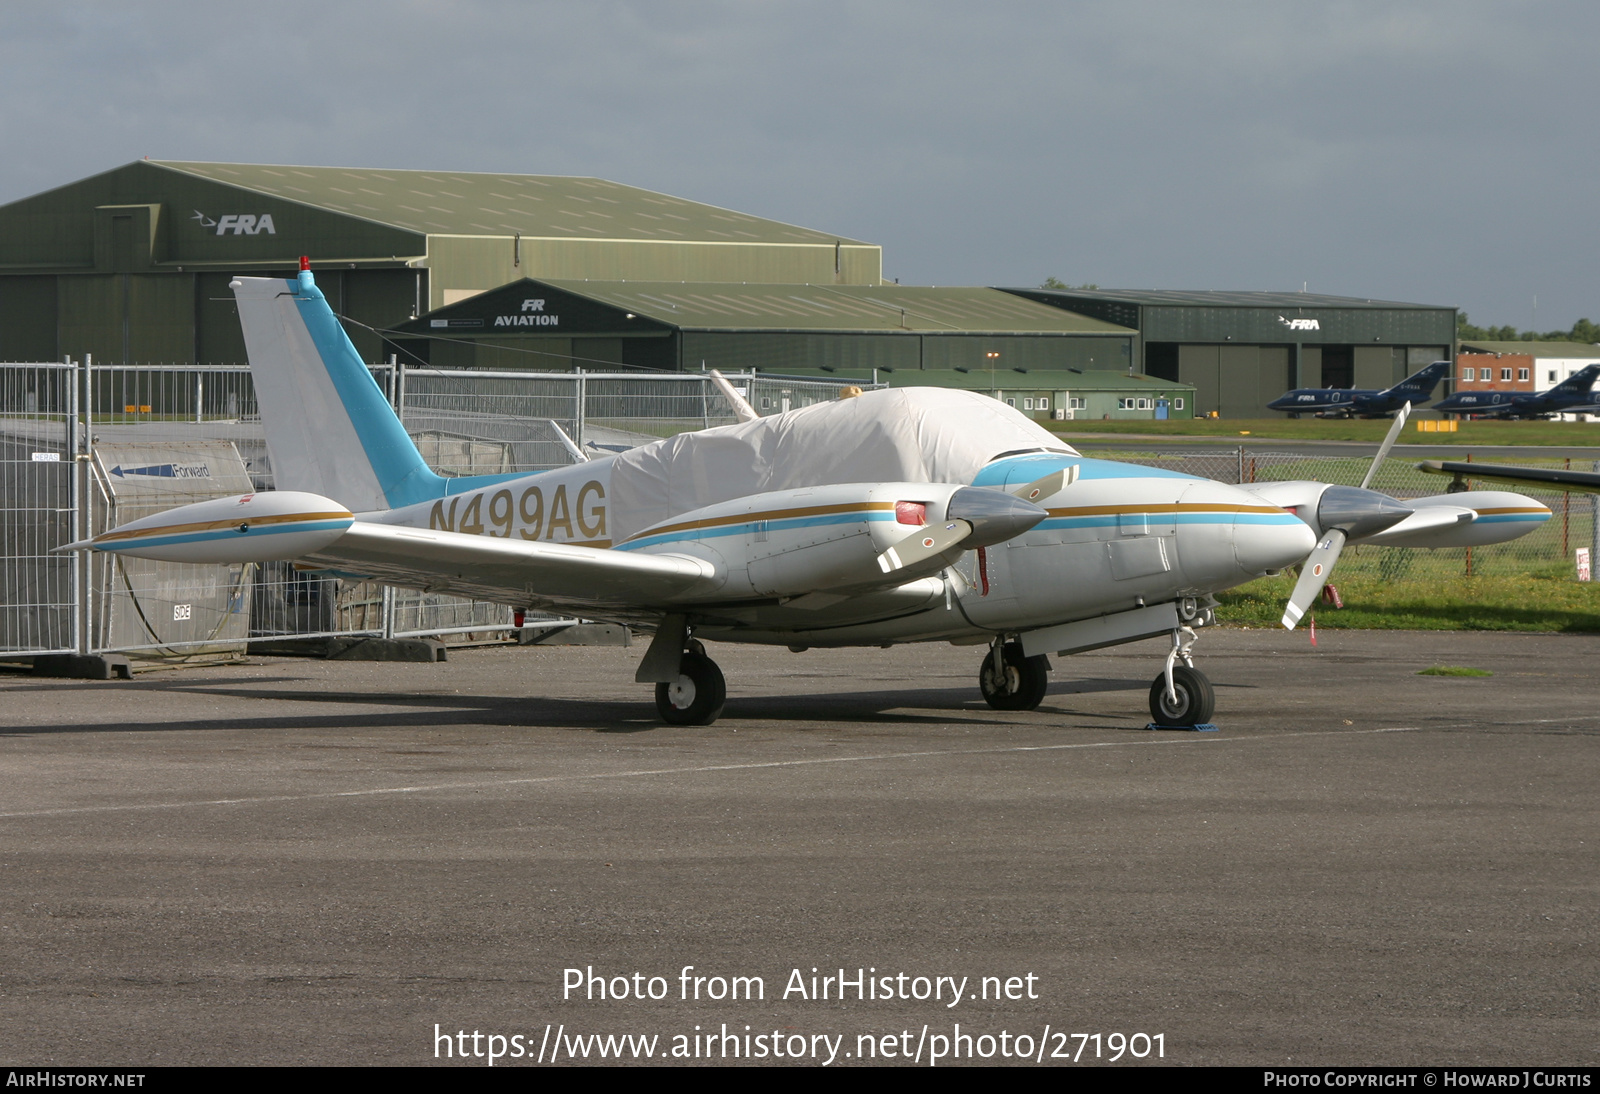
[1542,362,1600,400]
[1380,360,1450,400]
[231,261,517,513]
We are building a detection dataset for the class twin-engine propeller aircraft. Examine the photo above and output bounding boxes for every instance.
[63,262,1554,727]
[1431,363,1600,419]
[1266,360,1450,418]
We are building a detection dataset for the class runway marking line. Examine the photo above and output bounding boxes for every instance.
[0,722,1492,820]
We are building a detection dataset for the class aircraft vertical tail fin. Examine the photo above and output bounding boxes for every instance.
[1546,362,1600,398]
[1381,361,1450,400]
[230,262,522,512]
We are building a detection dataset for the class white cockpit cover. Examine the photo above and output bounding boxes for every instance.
[609,387,1077,540]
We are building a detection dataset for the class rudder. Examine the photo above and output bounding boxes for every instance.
[231,264,518,512]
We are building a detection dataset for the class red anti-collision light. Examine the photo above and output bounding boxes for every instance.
[299,255,311,271]
[895,501,927,526]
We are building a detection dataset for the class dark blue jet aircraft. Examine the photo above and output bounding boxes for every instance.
[1431,363,1600,419]
[1266,360,1450,418]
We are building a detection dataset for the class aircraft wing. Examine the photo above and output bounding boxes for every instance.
[298,522,719,613]
[1416,459,1600,494]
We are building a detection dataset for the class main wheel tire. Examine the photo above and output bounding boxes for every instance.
[655,651,726,726]
[979,644,1050,711]
[1148,665,1215,727]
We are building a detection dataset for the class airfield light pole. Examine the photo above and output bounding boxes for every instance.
[986,350,1000,398]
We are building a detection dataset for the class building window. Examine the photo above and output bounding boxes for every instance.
[1500,368,1512,381]
[1462,368,1475,381]
[1069,397,1086,410]
[1137,398,1153,410]
[1174,398,1184,410]
[1518,368,1529,381]
[1038,397,1049,411]
[1005,398,1016,407]
[1023,397,1034,410]
[1550,370,1559,383]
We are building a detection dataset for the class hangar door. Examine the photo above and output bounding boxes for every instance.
[1175,345,1291,418]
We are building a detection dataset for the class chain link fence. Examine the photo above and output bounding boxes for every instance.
[9,360,1588,662]
[0,361,877,660]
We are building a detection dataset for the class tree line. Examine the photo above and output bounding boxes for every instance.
[1457,313,1600,345]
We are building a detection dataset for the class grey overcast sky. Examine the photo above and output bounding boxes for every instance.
[2,1,1595,328]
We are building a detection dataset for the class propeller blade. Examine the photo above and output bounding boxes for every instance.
[1010,466,1075,503]
[1360,401,1412,491]
[1282,528,1347,630]
[708,369,759,423]
[877,519,972,574]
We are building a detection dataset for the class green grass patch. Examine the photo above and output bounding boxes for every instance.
[1053,417,1600,447]
[1217,571,1600,632]
[1417,665,1493,676]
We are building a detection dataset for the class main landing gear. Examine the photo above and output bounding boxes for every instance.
[1147,621,1215,728]
[655,638,726,726]
[979,637,1051,711]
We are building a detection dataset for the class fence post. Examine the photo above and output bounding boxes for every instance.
[576,371,586,449]
[1563,457,1571,560]
[1236,446,1244,485]
[73,356,92,656]
[1592,461,1599,575]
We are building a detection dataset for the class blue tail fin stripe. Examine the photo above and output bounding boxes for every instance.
[289,271,523,509]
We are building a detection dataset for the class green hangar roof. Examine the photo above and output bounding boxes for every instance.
[0,161,884,304]
[1460,340,1600,357]
[401,279,1137,335]
[1004,286,1456,346]
[153,161,869,245]
[1009,288,1442,309]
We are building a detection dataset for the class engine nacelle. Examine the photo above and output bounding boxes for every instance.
[624,482,995,599]
[73,491,354,563]
[1364,492,1552,548]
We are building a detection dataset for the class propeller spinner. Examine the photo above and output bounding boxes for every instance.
[1281,402,1414,629]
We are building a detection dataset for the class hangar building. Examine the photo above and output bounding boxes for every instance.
[391,278,1193,422]
[0,160,883,367]
[1003,287,1458,419]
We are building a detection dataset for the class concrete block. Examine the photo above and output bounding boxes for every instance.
[31,654,133,680]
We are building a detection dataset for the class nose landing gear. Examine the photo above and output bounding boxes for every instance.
[1147,624,1216,729]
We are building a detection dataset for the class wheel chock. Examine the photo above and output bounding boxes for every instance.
[1144,722,1219,732]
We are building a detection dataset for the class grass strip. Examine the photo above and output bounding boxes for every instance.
[1054,418,1600,447]
[1217,572,1600,632]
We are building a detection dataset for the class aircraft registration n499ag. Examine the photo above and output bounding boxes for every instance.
[62,260,1552,727]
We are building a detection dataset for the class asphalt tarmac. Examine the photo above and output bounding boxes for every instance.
[1,630,1595,1067]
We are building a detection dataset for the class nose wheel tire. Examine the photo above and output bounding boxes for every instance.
[1148,665,1215,727]
[979,644,1050,711]
[655,651,726,726]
